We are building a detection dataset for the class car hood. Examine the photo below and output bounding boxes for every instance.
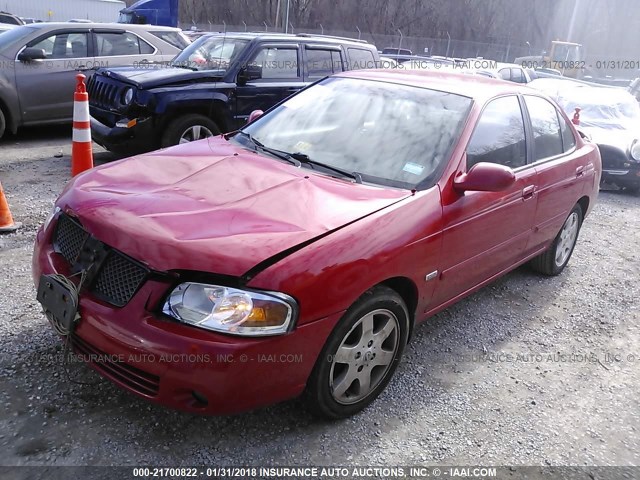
[57,137,411,277]
[581,124,639,149]
[96,66,225,89]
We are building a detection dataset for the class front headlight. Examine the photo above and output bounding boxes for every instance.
[630,140,640,161]
[163,282,297,336]
[122,88,134,105]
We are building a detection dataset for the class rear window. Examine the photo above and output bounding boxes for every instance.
[151,30,189,50]
[348,47,375,70]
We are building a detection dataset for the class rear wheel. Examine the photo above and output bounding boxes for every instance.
[530,204,583,276]
[161,114,220,148]
[304,286,409,419]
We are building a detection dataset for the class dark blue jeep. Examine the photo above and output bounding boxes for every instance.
[88,32,380,153]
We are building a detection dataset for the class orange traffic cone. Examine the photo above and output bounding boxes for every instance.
[71,73,93,176]
[0,181,21,233]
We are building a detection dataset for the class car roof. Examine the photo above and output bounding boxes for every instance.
[338,69,540,102]
[18,22,181,32]
[200,31,371,47]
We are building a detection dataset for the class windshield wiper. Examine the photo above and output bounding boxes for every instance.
[290,153,363,184]
[237,132,301,167]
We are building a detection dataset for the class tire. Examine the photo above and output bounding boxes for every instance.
[530,204,583,276]
[0,106,6,140]
[160,114,220,148]
[304,286,410,419]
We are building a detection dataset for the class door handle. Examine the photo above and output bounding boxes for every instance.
[522,185,536,200]
[576,165,585,177]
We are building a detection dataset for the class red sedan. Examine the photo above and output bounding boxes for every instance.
[34,70,601,418]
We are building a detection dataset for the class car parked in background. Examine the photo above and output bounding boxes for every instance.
[35,70,600,418]
[0,22,189,139]
[0,11,23,25]
[530,77,640,192]
[381,47,412,56]
[89,32,380,153]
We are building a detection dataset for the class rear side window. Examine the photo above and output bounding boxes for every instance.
[96,32,155,56]
[150,31,189,49]
[558,112,577,152]
[524,96,564,160]
[498,68,511,81]
[348,48,375,70]
[511,68,525,83]
[306,48,343,78]
[29,32,88,59]
[467,96,527,169]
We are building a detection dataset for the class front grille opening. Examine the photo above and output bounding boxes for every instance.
[53,215,88,264]
[93,251,148,307]
[52,213,149,307]
[71,335,160,397]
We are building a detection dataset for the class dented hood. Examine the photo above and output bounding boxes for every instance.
[57,137,411,277]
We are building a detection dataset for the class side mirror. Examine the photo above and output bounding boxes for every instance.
[454,162,516,193]
[237,64,262,85]
[18,47,46,62]
[247,110,264,124]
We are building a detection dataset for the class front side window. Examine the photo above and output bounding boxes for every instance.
[172,36,248,72]
[249,47,299,79]
[235,77,472,189]
[348,48,375,70]
[524,96,564,161]
[29,32,88,59]
[467,96,527,169]
[96,32,154,56]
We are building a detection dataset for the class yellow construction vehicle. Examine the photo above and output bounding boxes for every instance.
[516,41,584,78]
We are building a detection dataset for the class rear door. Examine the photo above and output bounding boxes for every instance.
[434,95,538,304]
[16,28,93,123]
[234,43,303,128]
[303,44,345,81]
[522,94,589,251]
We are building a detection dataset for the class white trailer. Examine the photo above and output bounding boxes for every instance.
[1,0,125,23]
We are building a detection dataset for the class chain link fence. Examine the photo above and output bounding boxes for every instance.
[180,22,538,64]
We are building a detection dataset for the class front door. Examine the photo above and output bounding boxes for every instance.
[434,95,538,305]
[16,29,92,124]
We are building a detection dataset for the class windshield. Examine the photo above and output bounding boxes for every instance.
[172,36,249,71]
[0,25,34,51]
[235,77,472,189]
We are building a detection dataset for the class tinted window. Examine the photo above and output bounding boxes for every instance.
[467,96,527,169]
[348,48,375,69]
[250,47,299,79]
[498,68,511,81]
[511,68,525,83]
[96,32,154,56]
[306,48,342,78]
[525,96,564,160]
[559,111,577,152]
[29,32,88,59]
[151,30,189,49]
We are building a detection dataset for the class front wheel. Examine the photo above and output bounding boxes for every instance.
[530,204,583,276]
[0,107,6,140]
[161,114,220,148]
[304,286,409,419]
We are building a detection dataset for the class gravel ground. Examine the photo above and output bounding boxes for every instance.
[0,128,638,473]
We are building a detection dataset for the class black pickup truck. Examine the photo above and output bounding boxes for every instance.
[89,32,380,153]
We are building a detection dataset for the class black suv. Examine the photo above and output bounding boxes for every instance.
[89,32,380,153]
